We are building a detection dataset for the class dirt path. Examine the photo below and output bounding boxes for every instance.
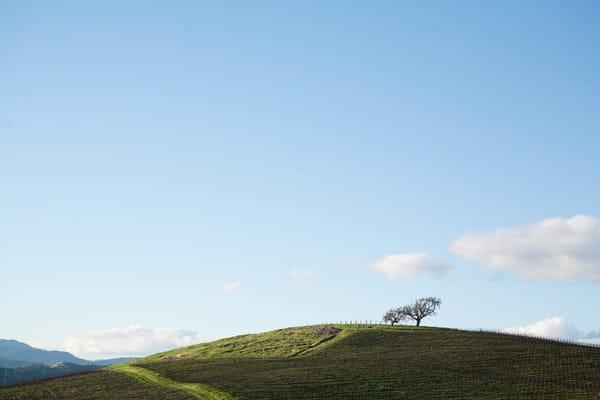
[112,364,236,400]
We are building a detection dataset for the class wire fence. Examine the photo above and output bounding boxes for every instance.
[320,320,600,348]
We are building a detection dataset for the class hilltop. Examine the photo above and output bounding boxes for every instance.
[1,324,599,399]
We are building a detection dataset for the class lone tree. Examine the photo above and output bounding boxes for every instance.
[383,297,442,327]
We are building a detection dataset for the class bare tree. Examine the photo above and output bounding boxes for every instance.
[399,297,442,326]
[383,309,404,326]
[384,297,442,327]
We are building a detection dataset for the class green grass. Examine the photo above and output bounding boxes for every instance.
[142,325,353,362]
[2,324,599,399]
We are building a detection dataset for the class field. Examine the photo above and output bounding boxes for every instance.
[0,369,197,400]
[0,362,99,387]
[1,325,599,399]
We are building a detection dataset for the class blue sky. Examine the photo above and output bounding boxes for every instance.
[2,0,600,358]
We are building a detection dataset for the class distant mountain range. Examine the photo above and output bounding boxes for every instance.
[0,339,136,368]
[0,339,136,387]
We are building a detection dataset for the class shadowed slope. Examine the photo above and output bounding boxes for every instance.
[0,369,198,400]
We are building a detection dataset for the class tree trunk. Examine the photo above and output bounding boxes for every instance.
[416,319,421,327]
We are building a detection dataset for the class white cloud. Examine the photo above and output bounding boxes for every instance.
[62,325,207,359]
[289,269,316,288]
[219,282,241,293]
[503,316,600,346]
[503,317,582,339]
[371,252,451,281]
[450,215,600,282]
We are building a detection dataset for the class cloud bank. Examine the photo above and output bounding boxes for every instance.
[503,316,600,345]
[503,316,581,339]
[62,325,207,359]
[450,215,600,282]
[371,253,451,281]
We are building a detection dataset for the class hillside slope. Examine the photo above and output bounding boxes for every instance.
[1,325,599,399]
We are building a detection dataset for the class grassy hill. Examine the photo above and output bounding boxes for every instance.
[1,324,599,399]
